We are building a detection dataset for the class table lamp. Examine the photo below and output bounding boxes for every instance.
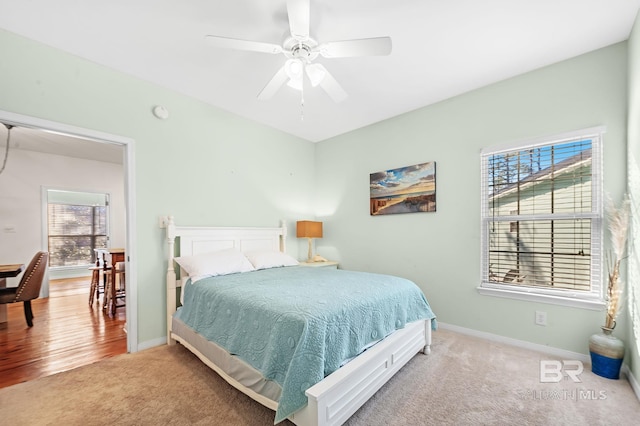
[296,220,323,262]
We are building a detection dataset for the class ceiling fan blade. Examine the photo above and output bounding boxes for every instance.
[315,65,348,103]
[205,35,282,54]
[287,0,310,41]
[319,37,392,58]
[257,66,289,100]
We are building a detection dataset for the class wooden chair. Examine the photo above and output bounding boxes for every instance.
[0,252,49,327]
[88,266,110,306]
[104,261,125,316]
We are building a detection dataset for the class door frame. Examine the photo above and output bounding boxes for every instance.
[0,109,138,353]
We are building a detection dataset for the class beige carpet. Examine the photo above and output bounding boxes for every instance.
[1,329,638,425]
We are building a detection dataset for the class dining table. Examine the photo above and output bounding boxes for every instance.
[0,263,25,324]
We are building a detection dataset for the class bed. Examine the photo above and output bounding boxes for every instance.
[165,217,436,425]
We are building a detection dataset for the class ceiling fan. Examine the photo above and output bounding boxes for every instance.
[205,0,392,103]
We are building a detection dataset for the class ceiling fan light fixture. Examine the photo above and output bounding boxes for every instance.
[305,64,326,87]
[286,78,303,91]
[285,59,305,91]
[285,59,304,80]
[205,0,392,103]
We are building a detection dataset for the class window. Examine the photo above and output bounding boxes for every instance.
[479,127,605,309]
[47,190,109,268]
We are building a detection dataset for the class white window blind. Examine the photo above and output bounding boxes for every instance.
[47,190,109,268]
[479,127,604,308]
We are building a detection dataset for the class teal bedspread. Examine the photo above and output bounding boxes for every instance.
[175,266,436,423]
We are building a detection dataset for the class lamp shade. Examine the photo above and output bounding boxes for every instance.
[305,64,327,87]
[296,221,323,239]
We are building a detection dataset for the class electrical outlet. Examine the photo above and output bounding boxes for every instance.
[535,311,547,326]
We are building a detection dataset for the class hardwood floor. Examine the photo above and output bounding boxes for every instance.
[0,276,127,388]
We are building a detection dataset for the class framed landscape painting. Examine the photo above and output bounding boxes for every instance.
[370,161,436,215]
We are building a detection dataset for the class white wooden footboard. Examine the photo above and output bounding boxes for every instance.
[288,319,431,426]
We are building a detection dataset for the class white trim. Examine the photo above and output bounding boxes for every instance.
[123,132,137,353]
[622,365,640,403]
[477,285,606,310]
[437,322,590,363]
[480,125,607,155]
[137,336,167,351]
[0,109,138,353]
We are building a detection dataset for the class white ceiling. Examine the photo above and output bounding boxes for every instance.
[1,0,639,143]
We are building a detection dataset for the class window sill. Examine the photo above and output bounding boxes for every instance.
[477,285,605,310]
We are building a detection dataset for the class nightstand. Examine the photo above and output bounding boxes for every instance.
[298,261,339,269]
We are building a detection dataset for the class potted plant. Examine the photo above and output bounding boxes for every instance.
[589,194,630,379]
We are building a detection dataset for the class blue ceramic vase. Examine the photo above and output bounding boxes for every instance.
[589,326,625,379]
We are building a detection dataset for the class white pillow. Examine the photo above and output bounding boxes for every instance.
[174,248,255,282]
[244,250,299,270]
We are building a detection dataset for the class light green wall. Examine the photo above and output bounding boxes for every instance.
[0,29,316,346]
[627,13,640,385]
[0,25,636,370]
[315,43,629,356]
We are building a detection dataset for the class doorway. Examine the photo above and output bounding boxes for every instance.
[0,109,137,356]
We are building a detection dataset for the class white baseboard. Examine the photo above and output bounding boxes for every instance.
[437,322,591,363]
[437,322,640,403]
[622,365,640,402]
[137,336,166,352]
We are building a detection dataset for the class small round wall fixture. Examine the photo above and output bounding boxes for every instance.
[152,105,169,120]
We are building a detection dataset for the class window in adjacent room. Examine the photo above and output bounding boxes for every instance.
[479,127,605,309]
[46,189,109,268]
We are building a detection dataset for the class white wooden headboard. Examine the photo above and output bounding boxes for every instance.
[175,225,286,257]
[165,216,288,343]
